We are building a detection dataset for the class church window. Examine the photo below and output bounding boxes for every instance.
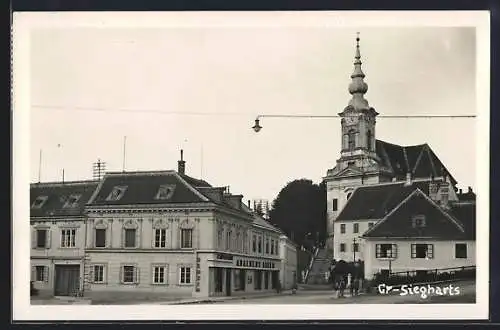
[332,199,338,211]
[366,130,372,150]
[347,129,356,150]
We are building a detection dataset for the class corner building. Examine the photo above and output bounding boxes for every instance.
[82,157,283,301]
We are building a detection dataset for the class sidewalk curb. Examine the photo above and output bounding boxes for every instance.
[170,291,295,305]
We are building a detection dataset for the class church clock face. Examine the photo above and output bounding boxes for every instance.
[345,116,357,125]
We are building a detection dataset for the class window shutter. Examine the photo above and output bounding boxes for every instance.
[135,228,140,248]
[134,266,140,284]
[121,228,125,248]
[119,265,123,284]
[89,265,95,283]
[31,266,36,281]
[393,244,398,259]
[152,229,156,248]
[31,229,37,249]
[165,266,169,285]
[44,266,49,283]
[46,230,51,249]
[193,225,199,249]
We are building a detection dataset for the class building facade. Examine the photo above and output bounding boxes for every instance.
[279,234,298,290]
[30,180,99,297]
[30,153,294,301]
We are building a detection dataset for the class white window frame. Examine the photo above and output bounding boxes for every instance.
[34,265,49,282]
[153,228,167,248]
[152,264,168,285]
[90,264,107,284]
[179,265,192,285]
[120,264,139,284]
[60,228,76,248]
[181,228,193,249]
[34,228,50,249]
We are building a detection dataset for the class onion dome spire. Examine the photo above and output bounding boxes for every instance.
[347,32,370,111]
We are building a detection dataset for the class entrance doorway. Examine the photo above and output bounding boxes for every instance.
[54,265,80,296]
[225,268,232,296]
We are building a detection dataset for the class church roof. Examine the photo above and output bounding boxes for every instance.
[336,180,437,221]
[30,180,99,218]
[376,140,457,185]
[362,189,470,240]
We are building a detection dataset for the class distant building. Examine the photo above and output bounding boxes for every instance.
[252,199,270,219]
[321,35,476,279]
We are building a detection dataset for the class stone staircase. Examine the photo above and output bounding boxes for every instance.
[306,248,332,285]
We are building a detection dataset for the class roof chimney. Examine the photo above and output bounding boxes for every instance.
[178,149,186,175]
[404,172,412,186]
[468,186,473,193]
[459,188,463,195]
[247,200,251,208]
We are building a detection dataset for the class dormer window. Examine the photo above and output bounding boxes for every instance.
[155,184,176,200]
[106,186,127,201]
[412,215,426,228]
[63,194,81,208]
[31,196,48,209]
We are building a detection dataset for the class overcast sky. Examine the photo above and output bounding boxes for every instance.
[29,25,476,203]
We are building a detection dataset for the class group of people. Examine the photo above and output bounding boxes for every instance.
[329,259,364,298]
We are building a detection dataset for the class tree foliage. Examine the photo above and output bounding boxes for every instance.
[269,179,326,249]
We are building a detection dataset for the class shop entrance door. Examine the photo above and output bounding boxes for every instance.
[225,268,232,296]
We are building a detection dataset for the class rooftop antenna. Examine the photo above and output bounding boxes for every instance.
[38,149,42,183]
[122,136,127,172]
[93,159,107,180]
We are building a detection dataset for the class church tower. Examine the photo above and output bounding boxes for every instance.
[324,34,388,255]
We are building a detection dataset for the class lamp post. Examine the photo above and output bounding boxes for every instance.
[352,237,357,262]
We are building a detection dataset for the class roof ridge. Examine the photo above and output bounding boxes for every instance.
[105,170,177,176]
[31,180,99,187]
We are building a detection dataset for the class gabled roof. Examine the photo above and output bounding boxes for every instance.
[376,140,457,185]
[30,180,99,218]
[87,171,209,206]
[336,180,439,221]
[449,203,476,240]
[362,189,467,239]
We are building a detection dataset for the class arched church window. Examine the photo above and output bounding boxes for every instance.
[366,130,372,151]
[348,130,356,150]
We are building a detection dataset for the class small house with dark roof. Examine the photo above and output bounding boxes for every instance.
[81,151,285,301]
[30,180,99,297]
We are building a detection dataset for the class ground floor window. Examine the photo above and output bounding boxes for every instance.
[93,265,105,283]
[411,244,434,259]
[376,244,397,258]
[153,265,167,284]
[179,266,192,284]
[455,243,467,258]
[254,270,263,290]
[121,265,138,284]
[35,265,46,282]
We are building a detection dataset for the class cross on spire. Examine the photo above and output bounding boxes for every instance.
[347,32,370,111]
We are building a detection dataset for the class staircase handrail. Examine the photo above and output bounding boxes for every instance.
[304,246,320,283]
